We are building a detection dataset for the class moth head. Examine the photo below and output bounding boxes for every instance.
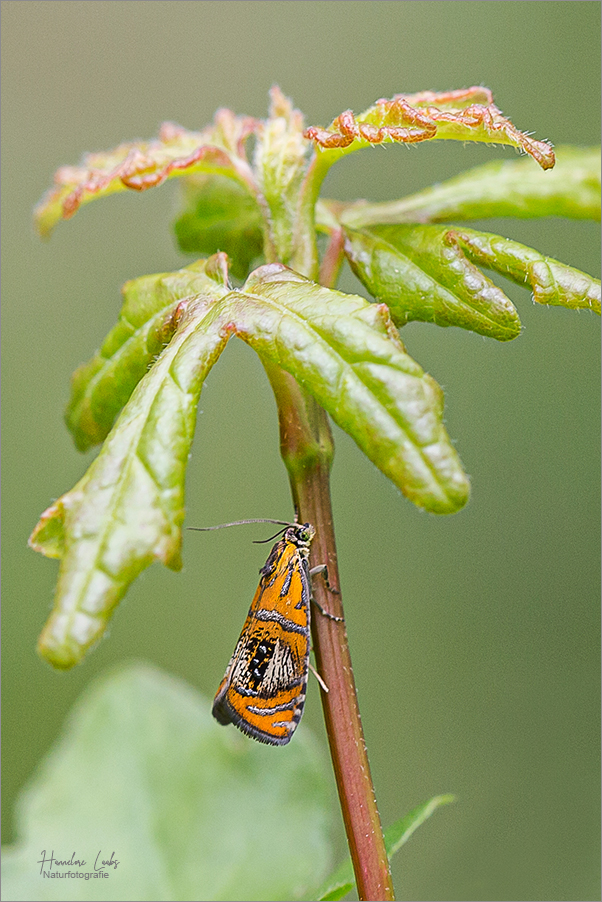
[287,523,315,547]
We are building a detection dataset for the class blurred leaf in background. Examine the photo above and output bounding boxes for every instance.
[2,663,335,902]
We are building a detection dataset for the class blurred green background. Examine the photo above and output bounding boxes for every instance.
[2,2,600,899]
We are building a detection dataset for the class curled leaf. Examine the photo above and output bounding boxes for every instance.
[344,225,521,341]
[305,87,554,170]
[35,110,259,237]
[67,255,231,451]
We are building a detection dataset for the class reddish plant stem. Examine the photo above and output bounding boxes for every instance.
[263,359,395,902]
[292,152,331,277]
[319,227,346,288]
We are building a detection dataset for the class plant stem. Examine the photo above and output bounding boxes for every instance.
[263,359,395,902]
[292,153,331,278]
[319,227,346,288]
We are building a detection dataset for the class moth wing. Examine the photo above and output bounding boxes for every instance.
[212,540,311,745]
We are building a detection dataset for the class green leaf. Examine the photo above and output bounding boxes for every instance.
[316,794,455,901]
[173,176,264,280]
[34,112,259,238]
[31,262,469,668]
[305,87,554,173]
[27,483,84,560]
[31,297,231,669]
[237,265,470,514]
[2,663,334,902]
[344,225,521,341]
[333,146,601,229]
[67,256,231,452]
[450,227,601,314]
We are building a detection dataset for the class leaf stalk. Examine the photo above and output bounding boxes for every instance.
[292,152,331,278]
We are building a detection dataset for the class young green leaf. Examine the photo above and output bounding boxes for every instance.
[316,794,455,901]
[67,256,231,451]
[334,146,601,229]
[236,265,470,514]
[173,175,264,280]
[31,298,230,669]
[450,227,601,314]
[2,664,334,901]
[254,86,308,264]
[346,224,601,331]
[344,225,522,341]
[34,111,259,238]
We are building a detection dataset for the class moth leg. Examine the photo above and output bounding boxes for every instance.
[309,565,344,622]
[309,661,329,693]
[309,564,340,595]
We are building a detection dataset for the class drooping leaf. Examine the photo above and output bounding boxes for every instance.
[253,86,309,264]
[344,225,521,341]
[332,146,601,229]
[305,87,555,171]
[2,664,334,902]
[316,794,455,901]
[31,298,231,669]
[70,262,471,516]
[31,260,470,668]
[34,111,259,237]
[173,176,264,280]
[236,265,470,514]
[67,256,231,451]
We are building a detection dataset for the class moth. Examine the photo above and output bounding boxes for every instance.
[191,519,340,745]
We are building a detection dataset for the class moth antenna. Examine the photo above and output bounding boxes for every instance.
[188,518,295,532]
[252,528,288,544]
